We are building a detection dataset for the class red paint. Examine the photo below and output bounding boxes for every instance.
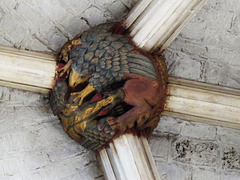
[109,23,128,34]
[97,109,110,116]
[90,93,103,102]
[108,73,163,133]
[56,63,65,70]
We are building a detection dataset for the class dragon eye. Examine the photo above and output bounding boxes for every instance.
[80,75,86,79]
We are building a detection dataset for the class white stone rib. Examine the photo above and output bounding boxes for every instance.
[0,46,56,94]
[163,77,240,129]
[125,0,207,52]
[99,134,160,180]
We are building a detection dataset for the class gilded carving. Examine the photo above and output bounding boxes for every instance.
[50,23,168,151]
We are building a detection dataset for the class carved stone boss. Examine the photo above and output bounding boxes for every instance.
[50,23,168,151]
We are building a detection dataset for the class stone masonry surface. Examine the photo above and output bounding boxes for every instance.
[165,0,240,89]
[0,0,240,179]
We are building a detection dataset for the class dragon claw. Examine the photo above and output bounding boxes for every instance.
[137,113,150,128]
[71,91,84,106]
[107,117,118,126]
[58,67,69,78]
[107,117,121,130]
[107,117,128,134]
[71,84,95,106]
[57,60,73,78]
[107,112,152,134]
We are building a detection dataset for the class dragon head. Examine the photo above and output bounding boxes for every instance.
[69,67,90,88]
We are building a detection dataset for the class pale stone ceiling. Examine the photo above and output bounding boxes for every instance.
[0,0,240,179]
[165,0,240,89]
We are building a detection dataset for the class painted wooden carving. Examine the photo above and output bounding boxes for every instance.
[50,23,168,151]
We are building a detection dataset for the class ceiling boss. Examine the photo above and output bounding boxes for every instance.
[50,23,168,151]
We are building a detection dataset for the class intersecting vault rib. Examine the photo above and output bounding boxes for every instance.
[1,45,240,130]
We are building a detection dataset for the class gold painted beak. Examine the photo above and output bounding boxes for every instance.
[69,67,89,88]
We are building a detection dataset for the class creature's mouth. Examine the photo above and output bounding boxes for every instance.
[68,79,88,93]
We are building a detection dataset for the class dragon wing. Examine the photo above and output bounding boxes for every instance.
[70,25,157,92]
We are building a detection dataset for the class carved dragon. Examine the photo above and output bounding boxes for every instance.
[50,23,168,151]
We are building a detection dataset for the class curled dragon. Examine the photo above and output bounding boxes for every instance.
[50,23,168,151]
